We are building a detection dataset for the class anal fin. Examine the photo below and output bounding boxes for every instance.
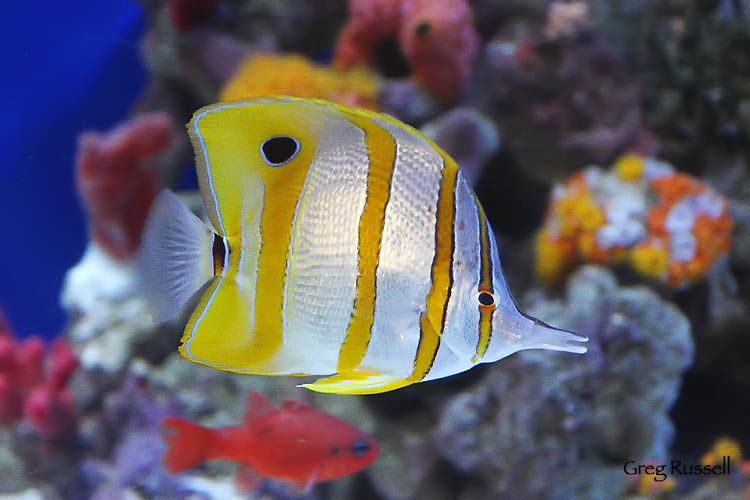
[300,371,411,395]
[234,464,263,495]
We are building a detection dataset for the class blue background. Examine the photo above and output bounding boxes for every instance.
[2,2,147,338]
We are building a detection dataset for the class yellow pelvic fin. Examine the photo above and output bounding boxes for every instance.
[300,371,413,395]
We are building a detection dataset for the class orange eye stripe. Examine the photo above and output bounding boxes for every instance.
[474,199,494,360]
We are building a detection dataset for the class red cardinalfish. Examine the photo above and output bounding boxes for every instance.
[162,391,378,493]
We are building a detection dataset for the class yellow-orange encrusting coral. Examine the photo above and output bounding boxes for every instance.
[334,0,479,101]
[220,53,381,110]
[700,436,743,467]
[536,154,733,288]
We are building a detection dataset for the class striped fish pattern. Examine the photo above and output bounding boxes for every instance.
[140,96,587,394]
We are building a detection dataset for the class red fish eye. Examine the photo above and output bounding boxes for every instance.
[415,20,431,38]
[330,445,341,455]
[352,439,371,457]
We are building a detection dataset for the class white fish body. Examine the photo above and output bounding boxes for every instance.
[141,96,587,394]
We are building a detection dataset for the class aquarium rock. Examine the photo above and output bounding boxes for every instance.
[420,107,500,187]
[432,266,693,498]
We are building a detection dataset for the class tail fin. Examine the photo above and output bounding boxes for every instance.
[162,416,216,473]
[139,189,214,322]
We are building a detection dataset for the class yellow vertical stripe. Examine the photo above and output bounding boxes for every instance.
[475,199,494,360]
[410,313,442,381]
[410,155,458,381]
[247,150,316,367]
[336,114,397,372]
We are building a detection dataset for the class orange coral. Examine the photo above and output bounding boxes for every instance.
[535,154,733,288]
[220,53,381,110]
[334,0,479,101]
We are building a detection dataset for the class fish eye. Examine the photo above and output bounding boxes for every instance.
[415,20,431,38]
[260,136,300,166]
[478,291,495,307]
[351,439,371,457]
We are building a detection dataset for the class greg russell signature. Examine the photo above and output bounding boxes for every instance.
[624,457,731,482]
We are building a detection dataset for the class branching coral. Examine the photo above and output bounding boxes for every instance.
[334,0,479,101]
[220,53,380,109]
[536,154,733,288]
[0,311,78,443]
[76,112,174,260]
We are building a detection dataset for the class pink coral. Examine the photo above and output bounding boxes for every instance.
[0,310,79,441]
[334,0,479,101]
[76,112,174,260]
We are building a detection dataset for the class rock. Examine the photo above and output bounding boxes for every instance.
[420,107,501,186]
[433,266,693,498]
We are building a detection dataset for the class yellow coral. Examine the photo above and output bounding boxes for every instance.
[535,229,576,287]
[637,472,676,495]
[701,437,743,466]
[554,197,581,238]
[572,195,605,231]
[614,152,644,181]
[629,241,669,279]
[220,53,380,109]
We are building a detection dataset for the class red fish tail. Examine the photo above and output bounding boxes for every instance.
[162,416,216,473]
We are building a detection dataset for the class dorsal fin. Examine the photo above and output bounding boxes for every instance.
[244,391,277,424]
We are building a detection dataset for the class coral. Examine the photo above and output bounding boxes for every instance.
[701,436,743,467]
[142,0,348,103]
[0,312,81,495]
[589,0,750,172]
[334,0,479,101]
[168,0,218,31]
[76,112,174,260]
[77,371,210,499]
[220,53,381,109]
[623,458,677,496]
[433,266,693,498]
[0,319,78,443]
[61,194,206,376]
[545,1,590,40]
[60,243,165,374]
[536,154,733,288]
[475,6,658,182]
